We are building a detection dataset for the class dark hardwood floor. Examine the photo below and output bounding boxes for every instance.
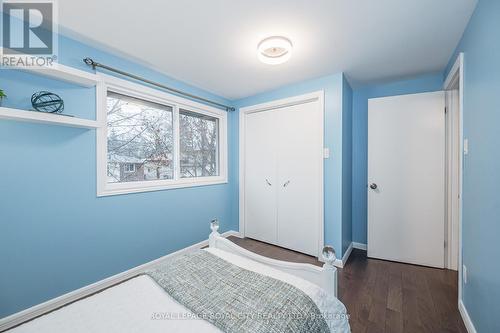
[227,236,467,333]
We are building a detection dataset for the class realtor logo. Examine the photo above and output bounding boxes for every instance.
[1,0,58,67]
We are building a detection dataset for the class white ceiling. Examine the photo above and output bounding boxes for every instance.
[58,0,477,100]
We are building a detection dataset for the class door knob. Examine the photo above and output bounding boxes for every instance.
[370,183,378,190]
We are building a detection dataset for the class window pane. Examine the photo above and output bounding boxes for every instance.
[179,109,219,178]
[107,92,174,183]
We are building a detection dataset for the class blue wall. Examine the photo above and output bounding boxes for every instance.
[351,73,444,244]
[234,73,351,258]
[0,34,236,318]
[341,77,353,254]
[446,0,500,331]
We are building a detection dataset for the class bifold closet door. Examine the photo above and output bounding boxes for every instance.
[243,97,323,257]
[244,109,278,244]
[276,102,322,256]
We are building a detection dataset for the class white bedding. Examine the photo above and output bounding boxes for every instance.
[10,248,349,333]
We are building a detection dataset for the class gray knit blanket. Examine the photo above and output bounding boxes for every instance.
[145,249,330,333]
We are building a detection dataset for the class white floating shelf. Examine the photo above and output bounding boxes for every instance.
[0,107,100,129]
[21,63,100,87]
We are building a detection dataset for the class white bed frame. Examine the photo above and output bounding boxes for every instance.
[209,221,338,297]
[0,222,337,332]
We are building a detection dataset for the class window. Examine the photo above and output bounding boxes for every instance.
[107,92,174,184]
[124,164,136,173]
[180,109,219,178]
[97,77,227,196]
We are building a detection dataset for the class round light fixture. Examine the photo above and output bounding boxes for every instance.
[257,36,293,65]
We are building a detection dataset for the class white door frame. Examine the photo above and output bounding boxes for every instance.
[444,53,464,302]
[239,91,325,258]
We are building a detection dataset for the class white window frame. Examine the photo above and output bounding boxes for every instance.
[96,73,228,196]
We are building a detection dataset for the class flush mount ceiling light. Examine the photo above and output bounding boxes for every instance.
[257,36,293,65]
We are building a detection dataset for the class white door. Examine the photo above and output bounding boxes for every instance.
[276,103,322,256]
[368,91,445,268]
[244,109,278,244]
[242,93,324,257]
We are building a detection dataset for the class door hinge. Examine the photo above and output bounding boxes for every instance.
[444,240,447,248]
[445,107,448,114]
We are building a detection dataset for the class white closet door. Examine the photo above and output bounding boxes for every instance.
[276,102,322,256]
[244,110,278,244]
[368,91,445,268]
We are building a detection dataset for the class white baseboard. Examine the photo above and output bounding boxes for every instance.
[225,231,242,238]
[459,299,477,333]
[0,230,238,332]
[352,242,367,251]
[333,242,354,268]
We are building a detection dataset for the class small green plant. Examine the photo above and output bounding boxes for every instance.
[0,89,6,99]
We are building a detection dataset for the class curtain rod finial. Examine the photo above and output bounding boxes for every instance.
[83,57,97,69]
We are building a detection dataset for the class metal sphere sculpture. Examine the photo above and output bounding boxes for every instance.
[31,91,64,113]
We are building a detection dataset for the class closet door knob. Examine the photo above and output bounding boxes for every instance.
[370,183,378,190]
[265,179,272,186]
[283,180,291,187]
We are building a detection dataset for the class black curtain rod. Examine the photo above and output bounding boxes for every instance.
[83,58,235,112]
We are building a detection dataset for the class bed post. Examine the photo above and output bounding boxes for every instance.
[209,219,221,248]
[321,246,338,297]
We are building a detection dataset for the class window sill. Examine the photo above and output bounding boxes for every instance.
[97,177,228,197]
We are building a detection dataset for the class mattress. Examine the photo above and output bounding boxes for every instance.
[9,248,349,332]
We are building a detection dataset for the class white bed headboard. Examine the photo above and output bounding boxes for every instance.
[208,220,338,297]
